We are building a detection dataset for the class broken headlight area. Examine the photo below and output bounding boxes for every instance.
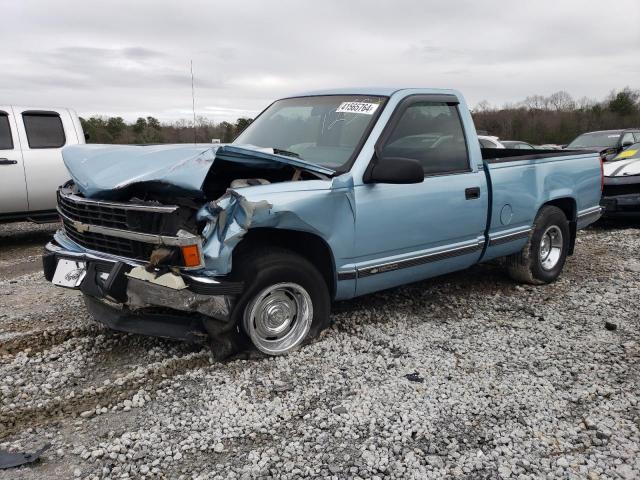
[57,183,206,269]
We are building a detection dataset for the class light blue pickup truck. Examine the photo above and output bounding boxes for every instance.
[43,88,603,357]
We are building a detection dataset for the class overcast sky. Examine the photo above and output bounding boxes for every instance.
[1,0,638,123]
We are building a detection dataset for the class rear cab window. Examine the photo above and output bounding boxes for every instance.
[380,99,469,176]
[0,112,13,150]
[22,111,66,149]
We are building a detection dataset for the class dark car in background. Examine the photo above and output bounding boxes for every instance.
[566,129,640,161]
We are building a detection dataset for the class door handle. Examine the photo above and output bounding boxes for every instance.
[465,187,480,200]
[0,158,17,165]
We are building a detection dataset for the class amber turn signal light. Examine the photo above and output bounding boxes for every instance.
[181,245,201,267]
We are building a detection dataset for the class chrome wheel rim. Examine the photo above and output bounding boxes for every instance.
[539,225,563,271]
[242,282,313,355]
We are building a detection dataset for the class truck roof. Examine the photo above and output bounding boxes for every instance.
[292,87,460,98]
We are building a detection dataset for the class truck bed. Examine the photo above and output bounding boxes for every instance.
[480,148,602,262]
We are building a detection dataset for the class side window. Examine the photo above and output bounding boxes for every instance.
[621,132,634,146]
[634,132,640,142]
[22,112,66,149]
[479,138,494,148]
[381,102,469,175]
[0,113,13,150]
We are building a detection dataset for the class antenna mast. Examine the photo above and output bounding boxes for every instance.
[190,60,197,143]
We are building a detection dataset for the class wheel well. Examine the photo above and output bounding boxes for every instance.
[543,198,577,255]
[232,228,336,297]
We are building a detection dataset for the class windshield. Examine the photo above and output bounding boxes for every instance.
[612,143,640,161]
[234,95,386,170]
[567,132,620,149]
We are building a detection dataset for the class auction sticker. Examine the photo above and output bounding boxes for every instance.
[336,102,379,115]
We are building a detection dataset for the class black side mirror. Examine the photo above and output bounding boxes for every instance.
[364,155,424,184]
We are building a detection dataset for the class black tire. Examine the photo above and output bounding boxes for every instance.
[229,247,330,355]
[505,205,570,284]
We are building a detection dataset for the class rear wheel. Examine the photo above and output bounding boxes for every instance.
[506,205,570,284]
[230,247,330,355]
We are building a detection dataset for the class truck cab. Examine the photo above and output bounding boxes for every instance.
[0,106,85,223]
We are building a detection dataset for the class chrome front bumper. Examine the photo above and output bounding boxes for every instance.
[43,241,243,342]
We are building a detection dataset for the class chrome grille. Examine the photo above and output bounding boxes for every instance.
[57,190,129,230]
[57,188,185,262]
[62,217,154,259]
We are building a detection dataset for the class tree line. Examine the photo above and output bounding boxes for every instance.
[472,87,640,145]
[80,116,253,144]
[80,87,639,146]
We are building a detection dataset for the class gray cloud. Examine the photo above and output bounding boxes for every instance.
[1,0,638,122]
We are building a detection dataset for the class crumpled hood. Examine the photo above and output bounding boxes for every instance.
[62,143,335,198]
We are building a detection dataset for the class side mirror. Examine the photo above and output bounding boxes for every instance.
[364,155,424,184]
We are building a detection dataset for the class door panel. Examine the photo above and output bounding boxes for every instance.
[353,172,487,295]
[0,107,28,214]
[353,97,488,296]
[14,108,75,212]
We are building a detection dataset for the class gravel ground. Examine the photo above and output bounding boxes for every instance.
[0,220,639,480]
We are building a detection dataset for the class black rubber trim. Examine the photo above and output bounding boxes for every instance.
[577,209,603,223]
[0,209,57,223]
[483,149,594,164]
[337,271,357,281]
[357,243,482,278]
[488,230,530,247]
[183,277,244,295]
[603,175,640,186]
[42,251,57,281]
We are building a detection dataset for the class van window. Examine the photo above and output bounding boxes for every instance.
[0,113,13,150]
[381,102,469,175]
[23,112,66,149]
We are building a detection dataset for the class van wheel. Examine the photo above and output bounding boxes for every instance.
[505,206,570,284]
[230,247,330,355]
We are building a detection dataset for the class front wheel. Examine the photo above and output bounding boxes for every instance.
[230,247,330,355]
[505,205,570,284]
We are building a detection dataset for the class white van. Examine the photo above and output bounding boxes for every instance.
[0,106,85,223]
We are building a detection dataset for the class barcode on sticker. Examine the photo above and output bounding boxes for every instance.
[336,102,379,115]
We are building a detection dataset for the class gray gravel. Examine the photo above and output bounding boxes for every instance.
[0,221,639,479]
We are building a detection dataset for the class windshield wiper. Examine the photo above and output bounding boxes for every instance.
[272,148,301,159]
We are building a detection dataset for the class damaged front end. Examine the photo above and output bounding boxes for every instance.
[43,189,243,356]
[44,144,334,355]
